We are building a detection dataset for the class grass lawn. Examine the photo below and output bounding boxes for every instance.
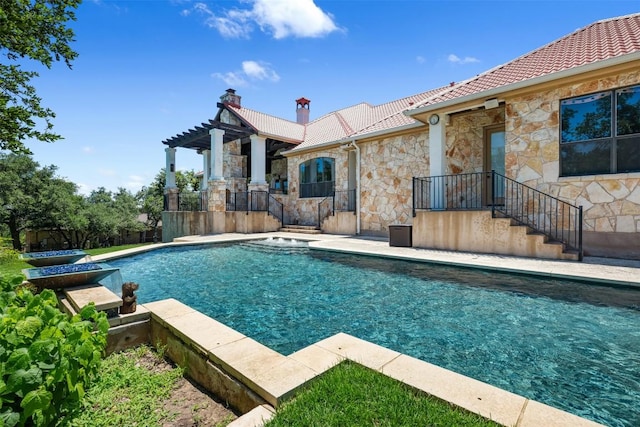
[64,345,235,427]
[265,361,500,427]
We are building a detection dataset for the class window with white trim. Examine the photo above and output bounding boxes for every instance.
[560,84,640,176]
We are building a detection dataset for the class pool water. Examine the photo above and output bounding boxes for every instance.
[108,241,640,427]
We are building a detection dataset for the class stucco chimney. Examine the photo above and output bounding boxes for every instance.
[296,97,310,124]
[221,88,241,108]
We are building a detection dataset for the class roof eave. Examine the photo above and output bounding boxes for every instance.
[258,131,303,144]
[283,122,424,156]
[405,52,640,118]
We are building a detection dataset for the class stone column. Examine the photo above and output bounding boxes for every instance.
[249,134,268,192]
[201,150,211,190]
[429,120,446,209]
[165,147,176,189]
[210,129,225,181]
[207,180,228,212]
[164,188,179,211]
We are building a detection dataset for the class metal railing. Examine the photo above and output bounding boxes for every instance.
[317,190,356,227]
[413,172,486,212]
[226,191,247,211]
[413,171,583,259]
[318,194,333,227]
[227,191,268,212]
[334,189,356,212]
[300,181,334,198]
[492,173,582,259]
[268,194,284,224]
[177,191,207,211]
[226,191,283,224]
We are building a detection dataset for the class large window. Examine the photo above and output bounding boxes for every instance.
[299,157,334,198]
[560,84,640,176]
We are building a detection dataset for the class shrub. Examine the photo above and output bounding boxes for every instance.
[0,274,109,426]
[0,240,18,264]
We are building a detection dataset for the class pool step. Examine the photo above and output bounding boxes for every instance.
[279,225,322,234]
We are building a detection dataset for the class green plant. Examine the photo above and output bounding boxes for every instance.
[0,274,109,426]
[0,239,18,264]
[68,345,185,426]
[266,361,499,427]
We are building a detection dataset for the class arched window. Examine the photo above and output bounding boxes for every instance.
[299,157,334,198]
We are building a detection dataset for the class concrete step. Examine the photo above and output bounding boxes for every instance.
[64,283,122,317]
[280,225,322,234]
[508,223,579,261]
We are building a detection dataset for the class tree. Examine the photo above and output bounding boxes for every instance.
[0,152,63,249]
[0,0,81,154]
[0,153,146,250]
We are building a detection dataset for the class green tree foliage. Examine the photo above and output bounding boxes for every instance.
[0,274,109,426]
[0,0,81,154]
[0,153,145,250]
[0,153,64,249]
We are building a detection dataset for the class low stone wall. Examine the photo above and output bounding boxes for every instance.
[162,211,281,242]
[149,314,266,414]
[413,210,576,260]
[321,211,356,235]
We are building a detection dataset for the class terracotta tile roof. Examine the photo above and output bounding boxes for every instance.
[226,88,447,152]
[289,87,448,151]
[227,105,306,142]
[411,13,640,110]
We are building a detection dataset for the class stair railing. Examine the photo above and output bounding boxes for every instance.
[413,172,583,260]
[268,194,284,224]
[490,171,583,260]
[318,193,334,228]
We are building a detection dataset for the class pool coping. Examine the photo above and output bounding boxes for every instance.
[144,297,604,427]
[91,232,639,426]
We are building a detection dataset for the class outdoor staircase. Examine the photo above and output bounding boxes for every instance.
[412,171,583,260]
[279,224,322,234]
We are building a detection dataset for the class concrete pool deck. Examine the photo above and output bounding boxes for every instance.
[92,232,640,426]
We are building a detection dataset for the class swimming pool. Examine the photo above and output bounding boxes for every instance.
[108,240,640,427]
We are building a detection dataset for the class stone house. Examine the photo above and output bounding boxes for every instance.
[162,13,640,260]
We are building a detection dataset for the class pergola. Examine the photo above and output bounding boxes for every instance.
[161,107,296,191]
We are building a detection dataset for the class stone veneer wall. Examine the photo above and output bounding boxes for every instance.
[285,130,429,233]
[223,139,247,193]
[446,109,505,174]
[285,148,350,226]
[505,69,640,236]
[359,132,429,234]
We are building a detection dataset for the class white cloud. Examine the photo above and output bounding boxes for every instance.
[213,61,279,86]
[211,71,248,87]
[448,54,480,65]
[416,55,426,64]
[186,0,339,39]
[242,60,280,82]
[82,146,94,154]
[251,0,339,39]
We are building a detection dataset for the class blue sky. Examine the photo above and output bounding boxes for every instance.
[22,0,640,195]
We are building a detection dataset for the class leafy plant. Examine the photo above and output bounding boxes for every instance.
[0,274,109,426]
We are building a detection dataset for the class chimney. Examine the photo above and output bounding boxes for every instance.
[296,97,310,124]
[221,88,241,108]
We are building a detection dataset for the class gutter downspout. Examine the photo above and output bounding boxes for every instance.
[350,140,361,235]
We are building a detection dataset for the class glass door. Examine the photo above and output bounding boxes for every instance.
[484,126,505,205]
